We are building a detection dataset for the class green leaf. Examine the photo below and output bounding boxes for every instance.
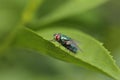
[29,0,108,28]
[0,0,42,53]
[13,27,120,80]
[0,0,29,52]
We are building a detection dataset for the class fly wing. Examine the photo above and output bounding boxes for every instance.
[69,39,83,52]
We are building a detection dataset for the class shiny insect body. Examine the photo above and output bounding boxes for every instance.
[53,33,78,53]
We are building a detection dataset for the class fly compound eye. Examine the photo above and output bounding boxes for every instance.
[56,34,60,41]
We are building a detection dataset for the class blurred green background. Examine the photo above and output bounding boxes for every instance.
[0,0,120,80]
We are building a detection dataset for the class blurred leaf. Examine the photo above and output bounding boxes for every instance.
[13,27,120,80]
[44,10,107,37]
[28,0,108,28]
[0,0,29,52]
[0,0,28,40]
[0,0,42,53]
[104,26,120,52]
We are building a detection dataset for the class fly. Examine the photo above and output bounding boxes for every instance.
[53,33,79,53]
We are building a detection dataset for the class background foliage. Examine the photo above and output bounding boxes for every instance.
[0,0,120,80]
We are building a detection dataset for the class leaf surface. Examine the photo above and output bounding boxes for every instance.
[13,27,120,80]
